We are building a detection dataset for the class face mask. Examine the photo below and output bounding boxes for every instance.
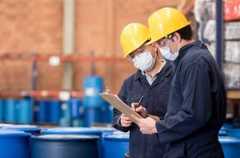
[159,46,179,61]
[132,51,155,71]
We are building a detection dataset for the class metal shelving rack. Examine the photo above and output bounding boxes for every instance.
[216,1,240,120]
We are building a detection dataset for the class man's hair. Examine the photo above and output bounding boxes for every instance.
[155,25,193,45]
[174,25,193,40]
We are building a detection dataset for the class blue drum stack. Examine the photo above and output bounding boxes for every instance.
[82,75,112,127]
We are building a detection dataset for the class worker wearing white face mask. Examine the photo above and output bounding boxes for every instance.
[132,50,156,72]
[112,23,174,158]
[137,8,226,158]
[157,39,179,61]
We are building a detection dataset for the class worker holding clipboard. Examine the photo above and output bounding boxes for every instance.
[110,23,174,158]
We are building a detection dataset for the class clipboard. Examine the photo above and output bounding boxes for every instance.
[100,92,143,124]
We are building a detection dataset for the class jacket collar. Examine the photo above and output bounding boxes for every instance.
[134,61,173,81]
[174,40,204,66]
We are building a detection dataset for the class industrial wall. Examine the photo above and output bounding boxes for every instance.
[0,0,192,93]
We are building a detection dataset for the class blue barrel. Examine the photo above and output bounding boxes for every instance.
[0,130,30,158]
[83,76,104,92]
[223,123,233,129]
[219,127,228,136]
[5,99,18,123]
[33,100,40,123]
[17,98,33,124]
[60,101,72,126]
[0,99,5,121]
[94,105,113,124]
[219,136,240,158]
[102,132,129,158]
[219,123,235,136]
[226,128,240,138]
[31,134,99,158]
[84,106,113,127]
[219,124,231,136]
[49,100,61,124]
[38,100,50,124]
[69,98,82,118]
[42,127,114,158]
[2,125,41,135]
[84,107,97,127]
[68,98,84,127]
[35,99,61,124]
[82,76,105,108]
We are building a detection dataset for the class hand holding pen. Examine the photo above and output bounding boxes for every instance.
[132,96,160,121]
[131,96,148,118]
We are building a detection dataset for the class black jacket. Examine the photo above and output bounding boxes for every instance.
[113,62,174,158]
[156,41,226,158]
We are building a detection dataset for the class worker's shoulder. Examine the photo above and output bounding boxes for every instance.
[165,61,175,71]
[121,71,140,86]
[181,44,214,68]
[162,61,176,77]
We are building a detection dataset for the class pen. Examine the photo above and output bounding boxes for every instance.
[136,96,144,108]
[133,96,160,121]
[134,96,148,118]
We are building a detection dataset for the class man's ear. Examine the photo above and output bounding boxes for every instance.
[155,46,160,57]
[127,56,133,62]
[150,43,159,55]
[173,32,181,42]
[152,42,160,49]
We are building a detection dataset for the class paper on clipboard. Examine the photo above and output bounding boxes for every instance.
[100,92,143,124]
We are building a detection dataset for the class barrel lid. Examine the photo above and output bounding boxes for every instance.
[0,124,15,128]
[226,128,240,138]
[2,125,40,131]
[219,136,240,143]
[103,132,129,140]
[91,127,115,132]
[32,134,99,141]
[222,123,233,129]
[226,128,240,133]
[43,127,114,134]
[0,129,30,137]
[219,127,228,136]
[219,130,227,136]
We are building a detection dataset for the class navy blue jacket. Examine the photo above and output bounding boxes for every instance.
[113,62,174,158]
[156,41,226,158]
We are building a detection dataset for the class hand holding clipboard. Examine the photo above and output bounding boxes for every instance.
[100,92,160,124]
[100,92,143,124]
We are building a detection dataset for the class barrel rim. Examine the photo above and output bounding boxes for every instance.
[103,134,129,140]
[219,136,240,143]
[42,127,114,134]
[2,125,41,132]
[0,130,30,137]
[31,134,100,141]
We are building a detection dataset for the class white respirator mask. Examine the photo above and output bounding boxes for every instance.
[132,51,155,72]
[158,35,179,61]
[159,46,179,61]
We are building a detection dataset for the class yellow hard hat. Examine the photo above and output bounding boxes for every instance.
[120,23,150,57]
[148,7,191,43]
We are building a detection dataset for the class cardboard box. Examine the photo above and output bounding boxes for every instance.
[204,20,240,42]
[224,63,240,89]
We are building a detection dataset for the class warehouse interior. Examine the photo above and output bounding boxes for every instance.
[0,0,239,158]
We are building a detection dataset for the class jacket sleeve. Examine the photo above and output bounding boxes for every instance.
[156,62,212,143]
[112,80,132,132]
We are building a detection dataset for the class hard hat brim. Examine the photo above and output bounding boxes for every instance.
[147,22,191,45]
[123,39,150,58]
